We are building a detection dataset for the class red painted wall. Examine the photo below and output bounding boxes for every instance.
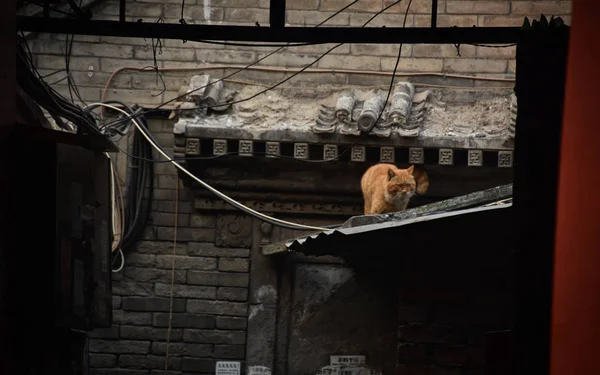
[552,1,600,374]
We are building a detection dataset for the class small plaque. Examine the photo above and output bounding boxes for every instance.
[330,355,366,366]
[216,361,241,375]
[439,148,453,165]
[185,138,201,155]
[408,147,424,164]
[265,142,280,158]
[213,139,228,155]
[380,147,395,163]
[239,140,253,156]
[351,146,366,162]
[498,150,513,168]
[468,150,483,167]
[323,144,338,161]
[247,366,272,375]
[294,143,309,159]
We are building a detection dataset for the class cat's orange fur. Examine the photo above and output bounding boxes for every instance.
[360,163,429,215]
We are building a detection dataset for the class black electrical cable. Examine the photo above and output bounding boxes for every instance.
[195,40,328,48]
[17,38,101,135]
[101,0,366,130]
[97,102,155,258]
[101,0,413,165]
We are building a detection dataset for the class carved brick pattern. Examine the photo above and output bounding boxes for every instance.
[351,146,366,162]
[380,147,395,163]
[259,221,274,245]
[213,139,228,155]
[215,214,253,248]
[196,199,362,216]
[468,150,483,167]
[323,144,338,161]
[265,142,280,158]
[185,138,201,155]
[239,140,253,156]
[439,149,454,165]
[409,147,424,164]
[498,151,513,168]
[294,143,309,159]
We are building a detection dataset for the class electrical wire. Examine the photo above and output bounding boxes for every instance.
[105,152,127,273]
[470,43,517,48]
[17,34,101,135]
[90,102,330,232]
[86,102,155,271]
[102,66,514,106]
[100,0,359,119]
[99,0,373,123]
[306,0,414,162]
[163,178,179,371]
[194,40,329,48]
[103,0,415,165]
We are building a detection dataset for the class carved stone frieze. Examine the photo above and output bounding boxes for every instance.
[409,147,424,164]
[439,148,454,165]
[259,220,274,245]
[196,199,363,217]
[213,139,228,155]
[468,150,483,167]
[216,214,253,248]
[239,140,254,156]
[380,147,395,163]
[351,146,366,162]
[186,138,201,155]
[498,150,514,168]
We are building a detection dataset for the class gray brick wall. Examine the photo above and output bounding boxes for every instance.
[88,120,250,375]
[26,1,571,107]
[21,2,568,373]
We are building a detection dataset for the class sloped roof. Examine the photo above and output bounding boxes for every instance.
[262,183,513,257]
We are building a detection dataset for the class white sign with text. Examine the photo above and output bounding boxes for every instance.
[216,361,241,375]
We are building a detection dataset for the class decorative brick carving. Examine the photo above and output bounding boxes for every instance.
[323,144,338,161]
[213,139,227,155]
[498,151,513,168]
[439,149,454,165]
[239,140,253,156]
[186,138,201,155]
[259,221,274,245]
[409,147,424,164]
[351,146,366,162]
[380,147,395,163]
[265,142,280,158]
[294,143,309,159]
[196,199,362,217]
[468,150,483,167]
[216,214,253,248]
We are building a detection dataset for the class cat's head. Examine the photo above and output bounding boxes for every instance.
[386,165,417,199]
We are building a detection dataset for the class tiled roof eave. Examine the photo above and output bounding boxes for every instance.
[178,122,514,151]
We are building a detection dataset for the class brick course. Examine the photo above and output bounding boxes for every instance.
[82,117,251,374]
[27,0,571,108]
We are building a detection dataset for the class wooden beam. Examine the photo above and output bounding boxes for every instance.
[16,17,524,44]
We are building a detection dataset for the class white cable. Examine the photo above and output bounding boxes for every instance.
[106,152,118,252]
[86,102,328,232]
[113,249,125,273]
[104,151,127,273]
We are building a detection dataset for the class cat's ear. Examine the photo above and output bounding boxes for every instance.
[406,165,414,175]
[387,168,395,181]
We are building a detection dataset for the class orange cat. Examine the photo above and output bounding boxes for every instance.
[360,163,429,215]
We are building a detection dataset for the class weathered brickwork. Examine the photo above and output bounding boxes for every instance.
[21,2,556,373]
[26,1,571,107]
[88,120,251,375]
